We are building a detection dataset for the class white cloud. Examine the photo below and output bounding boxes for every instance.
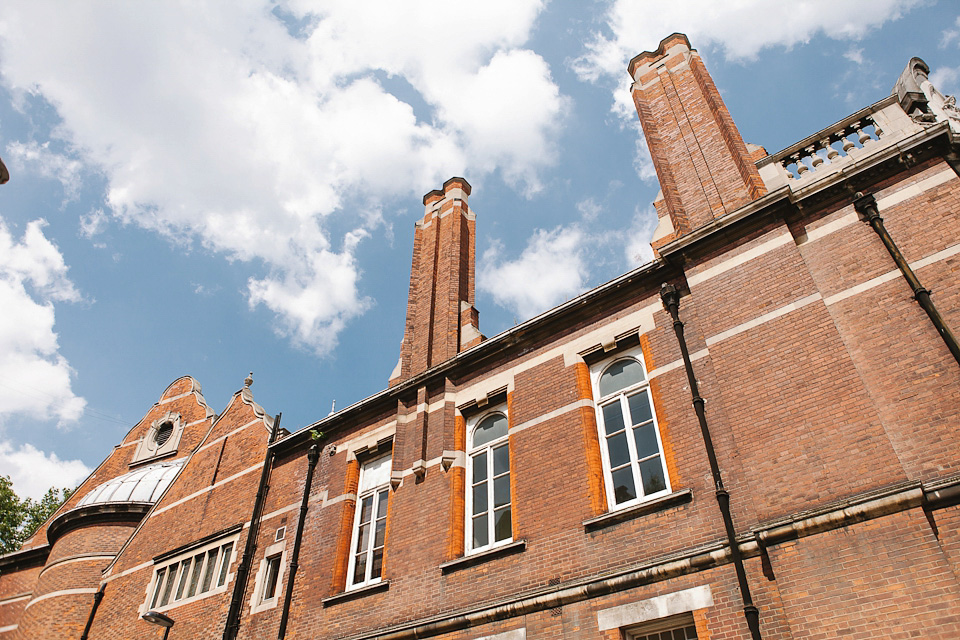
[930,66,960,98]
[479,225,588,320]
[624,205,659,266]
[844,46,865,65]
[0,0,564,355]
[0,218,86,425]
[576,197,602,221]
[574,0,921,82]
[571,1,920,182]
[940,16,960,48]
[79,207,108,241]
[5,140,84,202]
[0,440,91,500]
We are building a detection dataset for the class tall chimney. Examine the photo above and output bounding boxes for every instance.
[389,177,482,386]
[629,33,766,247]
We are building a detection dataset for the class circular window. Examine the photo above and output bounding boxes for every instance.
[154,422,174,447]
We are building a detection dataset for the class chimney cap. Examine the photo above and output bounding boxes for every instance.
[442,176,471,196]
[627,33,693,79]
[423,177,472,205]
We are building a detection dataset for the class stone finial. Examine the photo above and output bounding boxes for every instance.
[244,372,253,388]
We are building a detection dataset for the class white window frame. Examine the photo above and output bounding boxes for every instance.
[346,453,391,590]
[465,406,512,555]
[143,533,238,615]
[249,540,286,614]
[591,347,671,511]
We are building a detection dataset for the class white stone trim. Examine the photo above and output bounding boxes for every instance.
[249,540,287,614]
[822,242,960,305]
[687,232,793,287]
[39,553,115,578]
[705,293,822,346]
[104,560,153,583]
[22,587,99,611]
[475,630,525,640]
[597,585,713,631]
[197,418,263,453]
[803,212,859,243]
[150,462,263,517]
[0,594,30,606]
[647,349,709,380]
[877,167,956,211]
[509,399,593,436]
[804,167,956,244]
[341,421,396,461]
[455,301,661,405]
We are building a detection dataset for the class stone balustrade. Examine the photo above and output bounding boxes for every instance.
[757,95,925,192]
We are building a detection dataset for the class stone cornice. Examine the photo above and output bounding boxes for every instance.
[46,502,152,545]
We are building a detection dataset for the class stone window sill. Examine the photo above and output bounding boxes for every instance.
[439,539,526,574]
[322,580,389,606]
[583,489,693,531]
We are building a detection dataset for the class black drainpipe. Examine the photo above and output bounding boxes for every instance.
[79,582,105,640]
[277,443,320,639]
[223,413,281,640]
[853,193,960,366]
[660,284,762,640]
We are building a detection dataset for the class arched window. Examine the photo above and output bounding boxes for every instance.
[594,351,669,509]
[467,409,511,553]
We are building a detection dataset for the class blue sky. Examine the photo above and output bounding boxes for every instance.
[0,0,958,499]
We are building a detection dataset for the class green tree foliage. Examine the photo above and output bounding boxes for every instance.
[0,476,74,554]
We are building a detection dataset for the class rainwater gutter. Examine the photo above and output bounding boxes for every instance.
[223,413,282,640]
[277,443,320,639]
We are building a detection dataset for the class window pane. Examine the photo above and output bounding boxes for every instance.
[639,457,667,495]
[627,390,653,425]
[151,568,166,608]
[611,467,637,504]
[201,548,219,593]
[186,553,204,597]
[493,444,509,476]
[473,413,508,447]
[353,554,367,584]
[599,359,645,397]
[494,506,511,542]
[472,451,487,483]
[370,548,383,579]
[606,431,631,468]
[374,517,386,548]
[602,402,626,435]
[356,523,370,553]
[472,482,488,515]
[175,559,191,600]
[493,475,510,508]
[358,495,373,525]
[633,422,660,460]
[472,514,489,548]
[264,556,280,600]
[160,562,177,606]
[378,487,389,512]
[218,543,233,587]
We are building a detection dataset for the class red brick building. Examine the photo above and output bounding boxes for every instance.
[2,33,960,639]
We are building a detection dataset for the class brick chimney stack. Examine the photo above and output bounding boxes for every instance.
[389,177,482,386]
[629,33,767,247]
